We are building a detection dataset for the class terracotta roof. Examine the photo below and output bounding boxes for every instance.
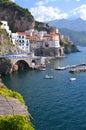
[44,33,59,37]
[16,32,25,35]
[26,35,41,41]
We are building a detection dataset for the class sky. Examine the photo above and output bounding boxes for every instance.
[11,0,86,22]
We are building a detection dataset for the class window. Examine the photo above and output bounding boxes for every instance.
[19,40,21,43]
[19,36,21,38]
[22,36,24,38]
[45,43,49,47]
[22,40,24,43]
[26,43,28,46]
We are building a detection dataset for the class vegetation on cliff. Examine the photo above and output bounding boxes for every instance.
[0,79,35,130]
[0,0,31,17]
[59,28,86,46]
[35,21,50,31]
[0,0,35,32]
[0,115,35,130]
[60,38,79,53]
[0,88,25,104]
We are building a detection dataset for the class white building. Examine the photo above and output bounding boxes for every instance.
[43,33,60,48]
[16,32,30,53]
[36,40,43,49]
[0,20,11,35]
[11,33,18,45]
[25,29,34,36]
[38,31,47,40]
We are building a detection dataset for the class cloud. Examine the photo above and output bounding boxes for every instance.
[30,5,68,22]
[35,1,44,6]
[71,4,86,20]
[35,0,57,6]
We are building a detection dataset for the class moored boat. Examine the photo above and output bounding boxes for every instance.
[55,66,67,70]
[44,75,53,79]
[69,77,76,81]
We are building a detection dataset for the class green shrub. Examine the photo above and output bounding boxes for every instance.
[0,115,35,130]
[0,88,25,104]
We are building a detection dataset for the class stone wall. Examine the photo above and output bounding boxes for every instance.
[35,47,65,57]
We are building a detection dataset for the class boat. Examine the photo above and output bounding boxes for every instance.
[55,66,67,70]
[44,75,53,79]
[69,77,76,81]
[39,68,46,71]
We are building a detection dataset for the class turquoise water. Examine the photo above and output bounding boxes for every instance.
[2,46,86,130]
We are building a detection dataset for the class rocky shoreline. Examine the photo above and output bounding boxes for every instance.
[0,79,29,117]
[64,44,79,54]
[0,78,35,129]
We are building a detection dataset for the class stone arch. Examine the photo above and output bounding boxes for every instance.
[31,59,37,67]
[15,60,30,70]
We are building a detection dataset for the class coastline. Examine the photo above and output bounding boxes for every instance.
[0,78,35,130]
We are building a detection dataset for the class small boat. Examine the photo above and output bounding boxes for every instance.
[39,68,46,71]
[69,77,76,81]
[55,66,66,70]
[44,75,53,79]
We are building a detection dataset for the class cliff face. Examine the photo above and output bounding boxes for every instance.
[64,44,79,54]
[0,58,12,75]
[0,29,20,55]
[60,38,79,54]
[0,0,35,32]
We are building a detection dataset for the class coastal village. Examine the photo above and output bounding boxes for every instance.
[0,20,68,130]
[0,20,65,56]
[1,1,86,130]
[0,20,69,71]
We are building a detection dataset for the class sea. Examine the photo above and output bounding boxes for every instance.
[2,46,86,130]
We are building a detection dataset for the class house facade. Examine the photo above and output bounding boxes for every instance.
[43,33,60,48]
[11,33,18,45]
[16,32,30,53]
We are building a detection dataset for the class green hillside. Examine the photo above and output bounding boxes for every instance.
[0,0,32,16]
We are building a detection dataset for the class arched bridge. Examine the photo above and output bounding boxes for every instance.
[9,57,45,68]
[4,55,46,70]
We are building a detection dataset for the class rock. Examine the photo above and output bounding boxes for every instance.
[35,47,65,57]
[0,58,12,75]
[0,1,35,32]
[64,44,79,54]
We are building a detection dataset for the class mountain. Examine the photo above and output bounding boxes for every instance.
[0,0,35,32]
[49,18,86,46]
[49,18,86,32]
[59,28,86,46]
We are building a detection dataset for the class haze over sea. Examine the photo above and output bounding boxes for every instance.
[2,46,86,130]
